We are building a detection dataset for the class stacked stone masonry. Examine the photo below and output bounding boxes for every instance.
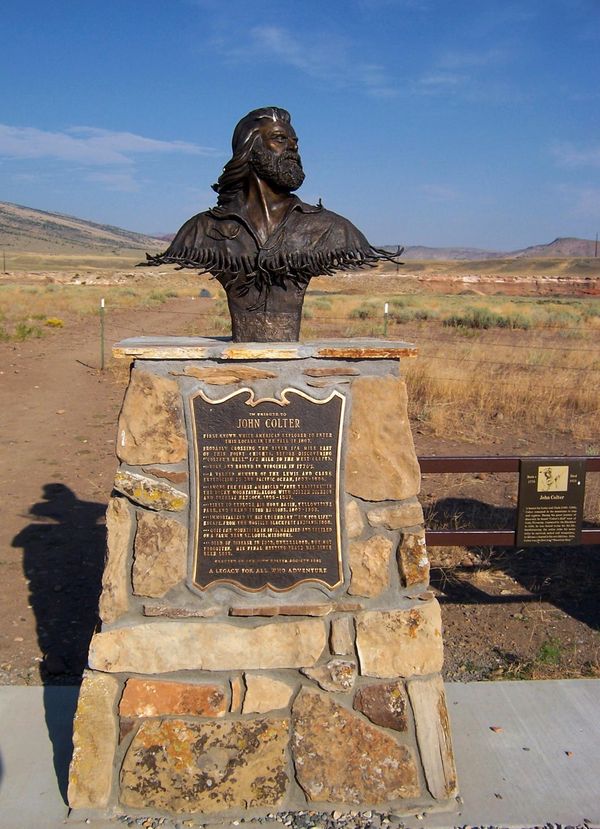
[68,338,457,821]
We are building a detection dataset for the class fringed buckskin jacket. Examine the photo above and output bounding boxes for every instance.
[146,194,390,295]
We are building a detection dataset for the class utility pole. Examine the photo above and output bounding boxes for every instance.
[595,233,598,258]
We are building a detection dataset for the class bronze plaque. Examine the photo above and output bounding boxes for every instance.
[516,459,586,546]
[191,387,345,591]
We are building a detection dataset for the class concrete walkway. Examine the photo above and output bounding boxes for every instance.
[0,681,599,829]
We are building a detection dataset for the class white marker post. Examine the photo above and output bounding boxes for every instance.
[100,298,106,371]
[383,302,389,337]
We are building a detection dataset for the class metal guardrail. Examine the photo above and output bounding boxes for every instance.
[418,456,600,546]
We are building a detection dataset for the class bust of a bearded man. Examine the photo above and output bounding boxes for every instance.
[146,107,399,342]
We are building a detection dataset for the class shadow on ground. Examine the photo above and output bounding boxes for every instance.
[12,483,107,801]
[13,482,106,685]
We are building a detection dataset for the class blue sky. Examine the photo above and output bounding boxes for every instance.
[1,0,599,249]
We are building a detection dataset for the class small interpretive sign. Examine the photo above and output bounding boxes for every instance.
[190,387,345,591]
[516,459,586,547]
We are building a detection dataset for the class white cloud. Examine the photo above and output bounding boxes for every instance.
[221,25,398,98]
[438,47,507,69]
[420,183,459,202]
[558,184,600,219]
[552,141,600,169]
[85,171,140,192]
[413,72,468,93]
[411,42,517,102]
[0,125,217,166]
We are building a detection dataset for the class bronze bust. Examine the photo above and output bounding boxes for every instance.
[146,107,400,342]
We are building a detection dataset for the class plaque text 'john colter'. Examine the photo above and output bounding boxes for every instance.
[191,388,345,591]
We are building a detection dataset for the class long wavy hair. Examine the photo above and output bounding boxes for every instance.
[212,107,292,208]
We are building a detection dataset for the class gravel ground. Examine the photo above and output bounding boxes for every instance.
[109,811,600,829]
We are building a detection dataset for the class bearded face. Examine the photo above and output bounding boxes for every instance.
[249,140,305,192]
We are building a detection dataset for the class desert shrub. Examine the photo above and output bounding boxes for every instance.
[390,308,414,323]
[581,305,600,319]
[495,312,530,330]
[543,310,575,328]
[312,297,333,310]
[147,290,167,303]
[444,307,530,330]
[350,304,377,320]
[414,309,438,321]
[302,307,313,319]
[14,321,43,340]
[45,317,64,328]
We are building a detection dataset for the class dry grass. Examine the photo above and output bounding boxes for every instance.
[298,291,600,443]
[0,272,208,340]
[1,249,162,271]
[403,326,599,442]
[2,270,598,445]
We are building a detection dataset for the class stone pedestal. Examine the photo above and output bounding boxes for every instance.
[68,337,457,822]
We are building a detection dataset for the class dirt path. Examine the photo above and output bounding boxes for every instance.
[1,297,598,684]
[0,298,206,683]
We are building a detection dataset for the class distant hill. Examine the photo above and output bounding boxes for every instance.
[401,245,501,260]
[0,201,164,253]
[398,236,597,260]
[2,201,596,261]
[512,237,598,258]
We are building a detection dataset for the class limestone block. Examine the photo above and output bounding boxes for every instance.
[353,681,409,731]
[230,675,245,713]
[345,499,365,539]
[68,671,119,809]
[408,676,458,800]
[114,470,188,512]
[230,604,333,617]
[367,499,424,530]
[302,658,357,693]
[171,365,277,384]
[398,529,430,587]
[142,466,188,484]
[143,603,220,618]
[291,688,420,804]
[117,368,187,464]
[303,367,360,377]
[119,678,226,718]
[306,378,351,388]
[120,718,289,813]
[345,376,420,501]
[229,603,363,618]
[89,619,327,673]
[348,535,393,598]
[330,616,355,655]
[98,497,133,624]
[356,601,443,678]
[132,511,187,598]
[242,675,294,713]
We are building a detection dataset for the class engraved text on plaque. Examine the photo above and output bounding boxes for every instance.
[191,388,345,591]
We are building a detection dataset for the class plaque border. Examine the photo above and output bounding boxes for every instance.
[188,386,346,593]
